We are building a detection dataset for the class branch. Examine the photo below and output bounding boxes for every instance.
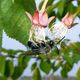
[0,48,61,60]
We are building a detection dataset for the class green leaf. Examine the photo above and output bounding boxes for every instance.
[67,3,77,14]
[1,48,24,57]
[46,1,60,17]
[61,63,71,78]
[1,0,32,46]
[50,47,59,57]
[0,1,3,51]
[61,42,67,49]
[77,68,80,80]
[39,0,44,10]
[0,56,6,75]
[31,62,37,71]
[14,0,36,15]
[4,60,14,77]
[39,60,51,74]
[18,56,30,69]
[46,0,54,7]
[52,61,62,72]
[12,66,23,79]
[0,27,2,52]
[72,54,80,64]
[63,54,73,67]
[0,76,6,80]
[32,67,41,80]
[12,56,30,79]
[57,0,65,16]
[61,39,70,49]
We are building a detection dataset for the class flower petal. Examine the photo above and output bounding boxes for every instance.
[39,11,48,27]
[32,10,39,25]
[25,11,32,22]
[48,16,55,24]
[62,13,74,28]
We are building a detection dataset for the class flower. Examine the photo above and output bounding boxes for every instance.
[25,0,55,44]
[25,0,77,54]
[62,13,75,29]
[26,0,55,28]
[50,22,68,44]
[50,13,76,44]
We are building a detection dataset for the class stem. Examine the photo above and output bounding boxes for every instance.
[73,6,80,18]
[0,48,61,60]
[73,11,79,18]
[40,0,48,12]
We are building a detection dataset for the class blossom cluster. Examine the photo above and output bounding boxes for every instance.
[26,0,75,54]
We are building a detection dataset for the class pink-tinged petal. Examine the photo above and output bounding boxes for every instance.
[25,12,32,22]
[68,14,74,24]
[39,11,48,27]
[48,16,55,24]
[62,13,74,28]
[32,10,39,25]
[62,13,69,22]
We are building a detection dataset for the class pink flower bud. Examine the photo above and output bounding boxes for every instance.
[32,10,48,27]
[62,13,74,29]
[32,10,55,27]
[25,0,55,28]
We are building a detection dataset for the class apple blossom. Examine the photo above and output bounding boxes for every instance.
[50,13,75,44]
[25,0,55,45]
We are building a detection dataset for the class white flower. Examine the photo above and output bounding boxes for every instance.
[50,22,68,43]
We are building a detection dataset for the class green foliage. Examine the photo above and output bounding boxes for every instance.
[0,27,2,52]
[0,2,3,51]
[40,59,51,74]
[46,1,60,17]
[0,0,36,46]
[0,76,6,80]
[61,63,72,78]
[14,0,36,15]
[12,56,30,79]
[77,68,80,80]
[57,0,66,17]
[4,60,14,77]
[31,62,37,71]
[72,54,80,64]
[63,54,73,67]
[0,56,6,75]
[32,67,41,80]
[52,61,62,72]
